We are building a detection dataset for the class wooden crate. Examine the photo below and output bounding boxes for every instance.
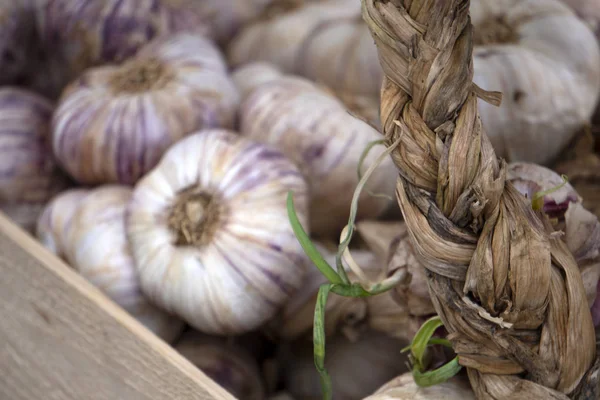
[0,211,234,400]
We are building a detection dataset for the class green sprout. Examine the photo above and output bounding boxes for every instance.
[286,131,462,400]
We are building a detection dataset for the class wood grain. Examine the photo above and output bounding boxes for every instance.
[0,211,235,400]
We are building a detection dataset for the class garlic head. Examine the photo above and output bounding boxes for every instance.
[240,75,397,238]
[0,87,69,233]
[126,129,310,335]
[363,372,475,400]
[51,33,240,185]
[470,0,600,164]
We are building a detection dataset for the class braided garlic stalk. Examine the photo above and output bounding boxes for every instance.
[360,0,597,398]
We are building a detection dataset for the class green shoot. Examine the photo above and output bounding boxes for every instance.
[357,139,394,201]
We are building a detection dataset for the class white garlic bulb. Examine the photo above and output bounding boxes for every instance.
[36,186,186,344]
[239,73,397,238]
[227,0,383,98]
[281,330,410,400]
[126,129,310,335]
[362,373,476,400]
[174,330,266,400]
[470,0,600,164]
[0,87,70,233]
[51,32,240,186]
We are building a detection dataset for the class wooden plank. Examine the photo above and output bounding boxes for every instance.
[0,211,235,400]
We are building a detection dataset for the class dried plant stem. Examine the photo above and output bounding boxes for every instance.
[360,0,598,398]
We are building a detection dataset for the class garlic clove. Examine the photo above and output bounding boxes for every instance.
[126,129,310,335]
[362,372,476,400]
[280,330,410,400]
[470,0,600,165]
[240,75,397,238]
[51,33,241,185]
[174,329,266,400]
[0,87,71,234]
[35,188,92,259]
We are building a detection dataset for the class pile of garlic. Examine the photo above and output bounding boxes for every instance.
[0,1,599,399]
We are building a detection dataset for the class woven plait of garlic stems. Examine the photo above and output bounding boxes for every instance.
[360,0,598,398]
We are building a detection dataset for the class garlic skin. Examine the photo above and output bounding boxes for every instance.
[470,0,600,165]
[126,129,310,335]
[174,330,266,400]
[51,33,240,186]
[34,0,214,93]
[281,331,409,400]
[240,75,397,238]
[558,0,600,36]
[36,186,186,344]
[232,62,285,99]
[363,372,476,400]
[227,0,383,98]
[0,87,69,233]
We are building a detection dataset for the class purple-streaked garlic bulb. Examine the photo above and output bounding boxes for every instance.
[239,73,397,238]
[507,162,600,312]
[363,372,476,400]
[34,0,214,94]
[51,33,240,185]
[174,330,266,400]
[35,186,186,344]
[125,129,310,335]
[0,87,70,233]
[280,330,409,400]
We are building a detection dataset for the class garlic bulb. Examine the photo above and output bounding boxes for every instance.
[0,87,69,233]
[239,73,397,238]
[470,0,600,165]
[227,0,383,98]
[280,330,409,400]
[362,373,476,400]
[51,33,240,185]
[36,186,186,344]
[126,129,310,335]
[34,0,215,93]
[174,330,265,400]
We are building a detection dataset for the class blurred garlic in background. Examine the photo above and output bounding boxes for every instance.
[126,129,310,335]
[470,0,600,165]
[280,330,409,400]
[174,329,266,400]
[51,33,240,185]
[0,87,70,233]
[239,72,396,238]
[36,186,186,343]
[362,372,476,400]
[227,0,383,99]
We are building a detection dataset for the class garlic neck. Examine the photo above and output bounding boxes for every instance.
[473,16,518,46]
[109,59,173,94]
[168,188,221,247]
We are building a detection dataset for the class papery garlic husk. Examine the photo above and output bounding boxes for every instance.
[239,73,397,238]
[280,330,410,400]
[174,329,266,400]
[126,129,310,335]
[227,0,383,98]
[470,0,600,165]
[362,372,476,400]
[51,33,240,186]
[507,162,600,308]
[0,87,70,233]
[34,0,215,94]
[36,186,186,343]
